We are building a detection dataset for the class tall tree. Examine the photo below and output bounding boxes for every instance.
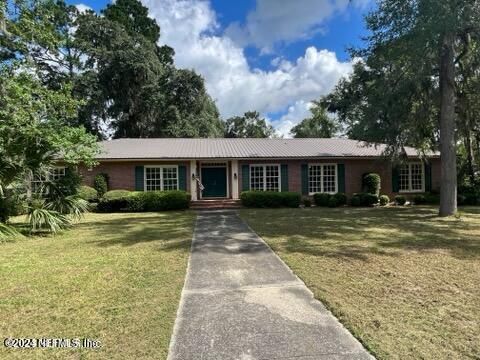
[225,111,275,138]
[74,0,222,138]
[291,101,339,138]
[325,0,480,216]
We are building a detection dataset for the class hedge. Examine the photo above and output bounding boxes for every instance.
[240,191,301,208]
[351,193,379,207]
[127,191,190,212]
[78,186,98,202]
[97,190,190,212]
[313,193,347,207]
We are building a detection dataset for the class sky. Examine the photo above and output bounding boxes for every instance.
[70,0,374,137]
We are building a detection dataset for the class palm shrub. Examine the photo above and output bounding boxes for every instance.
[0,223,22,241]
[27,199,70,234]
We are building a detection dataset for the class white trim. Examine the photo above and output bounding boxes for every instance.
[199,163,229,199]
[144,165,179,192]
[307,163,338,195]
[398,162,425,193]
[190,160,197,201]
[231,160,239,200]
[249,164,281,192]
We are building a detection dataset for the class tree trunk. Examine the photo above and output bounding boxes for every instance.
[439,33,457,216]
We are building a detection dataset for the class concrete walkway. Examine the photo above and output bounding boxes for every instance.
[168,211,373,360]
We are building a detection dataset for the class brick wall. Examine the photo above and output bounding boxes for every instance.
[80,158,440,198]
[238,158,441,198]
[79,161,191,192]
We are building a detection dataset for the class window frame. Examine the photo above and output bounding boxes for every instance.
[144,165,179,192]
[31,166,67,193]
[399,162,425,193]
[308,163,338,195]
[249,164,281,192]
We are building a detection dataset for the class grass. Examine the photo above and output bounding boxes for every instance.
[239,206,480,360]
[0,212,195,360]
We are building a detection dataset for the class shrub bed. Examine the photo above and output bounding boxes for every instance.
[97,190,190,212]
[313,193,347,207]
[240,191,301,208]
[127,191,190,211]
[351,193,379,207]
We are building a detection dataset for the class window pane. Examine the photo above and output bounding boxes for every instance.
[146,167,162,191]
[309,165,322,194]
[250,166,264,191]
[411,164,423,191]
[399,165,410,191]
[323,165,336,193]
[163,167,178,190]
[51,167,66,181]
[265,165,279,192]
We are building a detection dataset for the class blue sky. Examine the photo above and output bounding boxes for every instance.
[70,0,373,136]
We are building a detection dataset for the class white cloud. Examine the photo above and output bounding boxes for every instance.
[225,0,369,51]
[75,4,92,14]
[274,100,314,138]
[142,0,354,135]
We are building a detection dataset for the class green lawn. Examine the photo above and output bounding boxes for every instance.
[0,212,195,360]
[240,206,480,360]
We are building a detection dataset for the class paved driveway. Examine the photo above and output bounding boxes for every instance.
[168,211,373,360]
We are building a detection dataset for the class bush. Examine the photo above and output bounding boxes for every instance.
[328,196,339,208]
[350,195,361,207]
[94,173,109,198]
[240,191,301,208]
[78,186,98,202]
[97,190,190,213]
[313,193,331,207]
[461,192,479,205]
[97,190,132,212]
[55,168,82,197]
[351,193,379,207]
[395,195,407,206]
[362,173,381,195]
[362,193,379,206]
[424,193,440,204]
[379,195,390,206]
[127,191,190,211]
[333,193,348,206]
[302,198,312,207]
[413,194,427,205]
[0,198,10,223]
[103,190,132,200]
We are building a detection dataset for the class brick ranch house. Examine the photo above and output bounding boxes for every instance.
[77,138,441,201]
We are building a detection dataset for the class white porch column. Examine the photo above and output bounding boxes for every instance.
[231,160,239,199]
[190,160,198,201]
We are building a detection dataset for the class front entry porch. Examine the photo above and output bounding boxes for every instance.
[190,160,240,201]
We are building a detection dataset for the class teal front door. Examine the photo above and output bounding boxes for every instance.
[201,167,227,198]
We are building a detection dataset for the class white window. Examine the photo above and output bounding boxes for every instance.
[399,163,424,192]
[145,166,178,191]
[309,164,337,194]
[31,167,66,193]
[250,165,280,192]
